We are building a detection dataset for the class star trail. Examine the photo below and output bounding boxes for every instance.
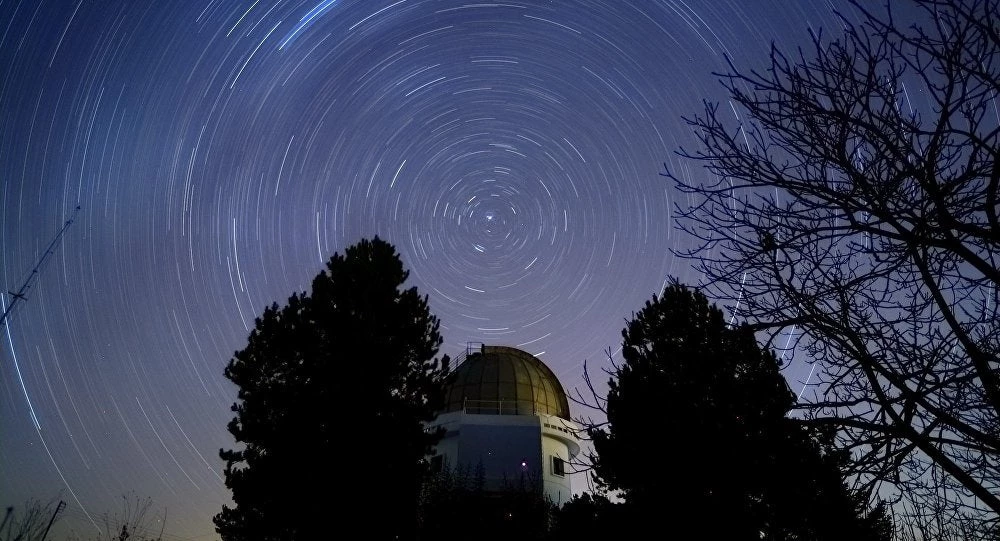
[278,0,341,51]
[2,1,860,538]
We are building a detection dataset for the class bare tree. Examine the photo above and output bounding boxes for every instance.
[0,499,63,541]
[90,493,164,541]
[663,0,999,536]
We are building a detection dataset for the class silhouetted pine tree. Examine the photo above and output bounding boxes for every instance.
[587,282,892,540]
[549,493,625,541]
[214,237,448,541]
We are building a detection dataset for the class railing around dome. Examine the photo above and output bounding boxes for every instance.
[444,342,484,375]
[462,398,538,416]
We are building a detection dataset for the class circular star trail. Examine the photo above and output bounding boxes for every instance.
[1,1,855,538]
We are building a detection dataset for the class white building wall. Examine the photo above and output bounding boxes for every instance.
[429,411,580,505]
[540,415,579,506]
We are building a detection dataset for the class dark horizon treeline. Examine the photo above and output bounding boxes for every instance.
[1,492,166,541]
[0,249,894,541]
[210,236,891,541]
[421,283,894,541]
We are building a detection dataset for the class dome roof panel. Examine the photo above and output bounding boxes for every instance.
[443,345,570,420]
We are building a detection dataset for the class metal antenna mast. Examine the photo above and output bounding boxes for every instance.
[1,205,81,326]
[39,500,66,541]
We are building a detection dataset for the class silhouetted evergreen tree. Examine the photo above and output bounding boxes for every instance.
[418,461,485,540]
[549,493,625,541]
[214,237,448,541]
[587,282,892,540]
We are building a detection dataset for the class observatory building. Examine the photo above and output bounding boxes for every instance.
[429,344,580,505]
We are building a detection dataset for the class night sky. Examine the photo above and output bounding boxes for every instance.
[3,1,863,538]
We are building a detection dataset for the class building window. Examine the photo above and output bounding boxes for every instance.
[430,454,444,473]
[552,456,565,477]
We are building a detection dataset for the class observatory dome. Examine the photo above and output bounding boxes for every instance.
[443,345,570,420]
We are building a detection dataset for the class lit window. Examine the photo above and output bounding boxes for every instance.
[552,456,565,476]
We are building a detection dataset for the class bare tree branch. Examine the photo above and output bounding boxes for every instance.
[665,0,1000,536]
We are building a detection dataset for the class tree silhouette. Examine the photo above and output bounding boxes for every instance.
[662,0,999,533]
[549,493,624,541]
[90,492,165,541]
[586,283,891,540]
[0,498,62,541]
[214,237,448,541]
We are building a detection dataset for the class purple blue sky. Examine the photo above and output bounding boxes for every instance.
[1,1,894,539]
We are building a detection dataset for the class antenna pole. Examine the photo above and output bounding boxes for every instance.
[40,500,66,541]
[1,206,81,326]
